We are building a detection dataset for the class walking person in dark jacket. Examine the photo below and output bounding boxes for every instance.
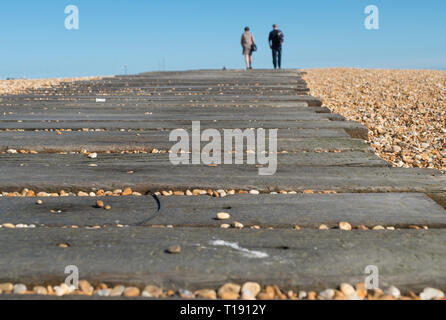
[269,24,284,69]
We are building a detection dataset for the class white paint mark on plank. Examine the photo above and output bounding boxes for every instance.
[209,240,269,259]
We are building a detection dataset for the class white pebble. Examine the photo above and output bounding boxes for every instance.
[13,284,27,294]
[298,291,307,299]
[340,283,356,296]
[385,286,401,299]
[319,289,335,299]
[420,287,445,300]
[95,289,111,297]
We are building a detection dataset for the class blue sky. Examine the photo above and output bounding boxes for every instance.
[0,0,445,78]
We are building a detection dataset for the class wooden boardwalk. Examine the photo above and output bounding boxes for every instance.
[0,69,445,293]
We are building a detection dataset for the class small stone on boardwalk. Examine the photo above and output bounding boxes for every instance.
[123,287,140,297]
[339,222,352,231]
[0,283,13,293]
[385,286,401,299]
[195,289,217,299]
[216,212,230,220]
[241,282,261,300]
[95,200,104,208]
[232,221,244,229]
[107,285,124,297]
[319,288,335,299]
[167,245,181,254]
[79,280,93,294]
[340,283,356,297]
[420,287,444,300]
[218,283,241,300]
[13,284,27,294]
[142,285,163,298]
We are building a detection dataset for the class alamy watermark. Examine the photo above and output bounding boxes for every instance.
[65,5,79,30]
[364,5,379,30]
[169,121,278,176]
[64,265,79,289]
[364,265,379,290]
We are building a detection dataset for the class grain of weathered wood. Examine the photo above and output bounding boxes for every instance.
[0,164,443,193]
[0,120,369,140]
[1,193,445,228]
[0,227,445,291]
[0,132,370,153]
[1,112,339,121]
[0,151,389,167]
[0,94,322,105]
[0,103,319,111]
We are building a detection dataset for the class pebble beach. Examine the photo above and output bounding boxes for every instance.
[303,68,446,172]
[0,77,101,96]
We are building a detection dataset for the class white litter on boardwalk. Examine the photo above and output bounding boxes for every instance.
[209,240,269,259]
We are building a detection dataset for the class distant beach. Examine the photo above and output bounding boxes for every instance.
[0,76,101,96]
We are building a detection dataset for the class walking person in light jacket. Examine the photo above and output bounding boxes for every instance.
[241,27,256,70]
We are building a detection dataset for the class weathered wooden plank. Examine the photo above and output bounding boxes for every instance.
[0,105,324,114]
[0,132,370,153]
[0,101,315,109]
[0,112,338,121]
[0,151,389,167]
[0,94,320,102]
[0,120,368,138]
[1,193,445,228]
[0,164,443,193]
[0,227,445,291]
[44,87,308,94]
[0,128,352,139]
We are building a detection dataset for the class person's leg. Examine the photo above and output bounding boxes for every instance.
[272,49,277,69]
[278,47,282,69]
[249,54,252,69]
[244,54,250,69]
